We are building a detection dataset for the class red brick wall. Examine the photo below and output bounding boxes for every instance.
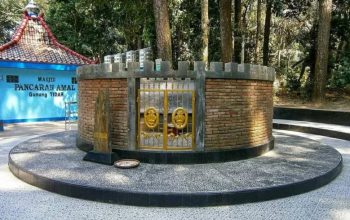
[205,79,273,149]
[78,79,128,149]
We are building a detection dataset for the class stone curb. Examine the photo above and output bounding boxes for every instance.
[8,132,343,207]
[8,148,342,207]
[273,123,350,141]
[274,107,350,126]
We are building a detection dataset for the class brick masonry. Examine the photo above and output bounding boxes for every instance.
[205,79,273,149]
[77,61,275,152]
[78,79,128,149]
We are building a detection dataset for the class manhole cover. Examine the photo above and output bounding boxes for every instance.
[114,159,140,169]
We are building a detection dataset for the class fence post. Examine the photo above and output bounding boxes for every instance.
[194,61,206,151]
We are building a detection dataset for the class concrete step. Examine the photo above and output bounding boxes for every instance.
[273,119,350,141]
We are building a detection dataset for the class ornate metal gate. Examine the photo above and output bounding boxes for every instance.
[137,78,195,150]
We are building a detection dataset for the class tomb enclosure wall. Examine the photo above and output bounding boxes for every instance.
[76,61,275,152]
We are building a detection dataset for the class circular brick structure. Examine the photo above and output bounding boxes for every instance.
[9,131,343,206]
[76,61,275,163]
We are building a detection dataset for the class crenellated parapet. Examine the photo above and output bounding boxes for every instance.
[77,61,275,81]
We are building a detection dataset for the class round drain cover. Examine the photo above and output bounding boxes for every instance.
[114,159,140,169]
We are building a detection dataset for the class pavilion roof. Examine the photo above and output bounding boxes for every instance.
[0,11,94,65]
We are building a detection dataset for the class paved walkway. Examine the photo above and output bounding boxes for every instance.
[274,119,350,133]
[0,122,349,219]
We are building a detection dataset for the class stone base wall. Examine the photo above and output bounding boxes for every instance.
[205,79,273,149]
[78,79,128,149]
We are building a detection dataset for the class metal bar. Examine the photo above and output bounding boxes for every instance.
[140,146,163,150]
[163,90,168,150]
[137,89,141,148]
[192,91,195,149]
[166,147,192,151]
[181,80,185,148]
[147,79,150,147]
[151,82,154,147]
[138,78,196,151]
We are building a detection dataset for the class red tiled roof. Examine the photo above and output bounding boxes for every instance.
[0,12,95,65]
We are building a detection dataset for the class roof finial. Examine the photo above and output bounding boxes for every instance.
[25,0,40,18]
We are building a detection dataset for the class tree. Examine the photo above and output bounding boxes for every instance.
[233,0,242,63]
[46,0,122,60]
[114,1,154,50]
[312,0,333,103]
[201,0,209,68]
[255,0,262,63]
[263,0,273,66]
[0,0,48,45]
[153,0,172,62]
[219,0,233,63]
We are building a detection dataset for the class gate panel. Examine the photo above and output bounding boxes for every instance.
[138,78,195,150]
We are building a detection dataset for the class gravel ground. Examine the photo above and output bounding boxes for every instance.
[0,122,349,220]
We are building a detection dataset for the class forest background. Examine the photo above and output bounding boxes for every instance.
[1,0,349,108]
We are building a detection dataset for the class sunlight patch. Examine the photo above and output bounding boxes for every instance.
[104,173,130,184]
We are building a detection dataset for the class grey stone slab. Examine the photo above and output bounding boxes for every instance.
[9,130,342,194]
[268,67,276,81]
[127,62,140,72]
[92,64,102,75]
[224,62,238,73]
[127,78,137,150]
[209,62,223,72]
[194,61,206,151]
[101,63,112,73]
[237,63,247,73]
[109,71,129,78]
[111,63,125,72]
[160,61,172,76]
[143,61,154,73]
[178,61,189,76]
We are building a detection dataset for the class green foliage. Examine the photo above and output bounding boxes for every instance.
[329,56,350,89]
[0,0,349,97]
[285,72,300,92]
[0,0,48,44]
[169,0,202,62]
[208,0,221,62]
[46,0,127,60]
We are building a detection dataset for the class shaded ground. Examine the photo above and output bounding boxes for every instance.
[274,90,350,111]
[0,121,72,139]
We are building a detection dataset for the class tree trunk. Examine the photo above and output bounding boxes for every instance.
[241,35,245,63]
[233,0,242,63]
[312,0,332,103]
[263,0,272,66]
[153,0,172,62]
[201,0,209,68]
[255,0,261,63]
[219,0,233,63]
